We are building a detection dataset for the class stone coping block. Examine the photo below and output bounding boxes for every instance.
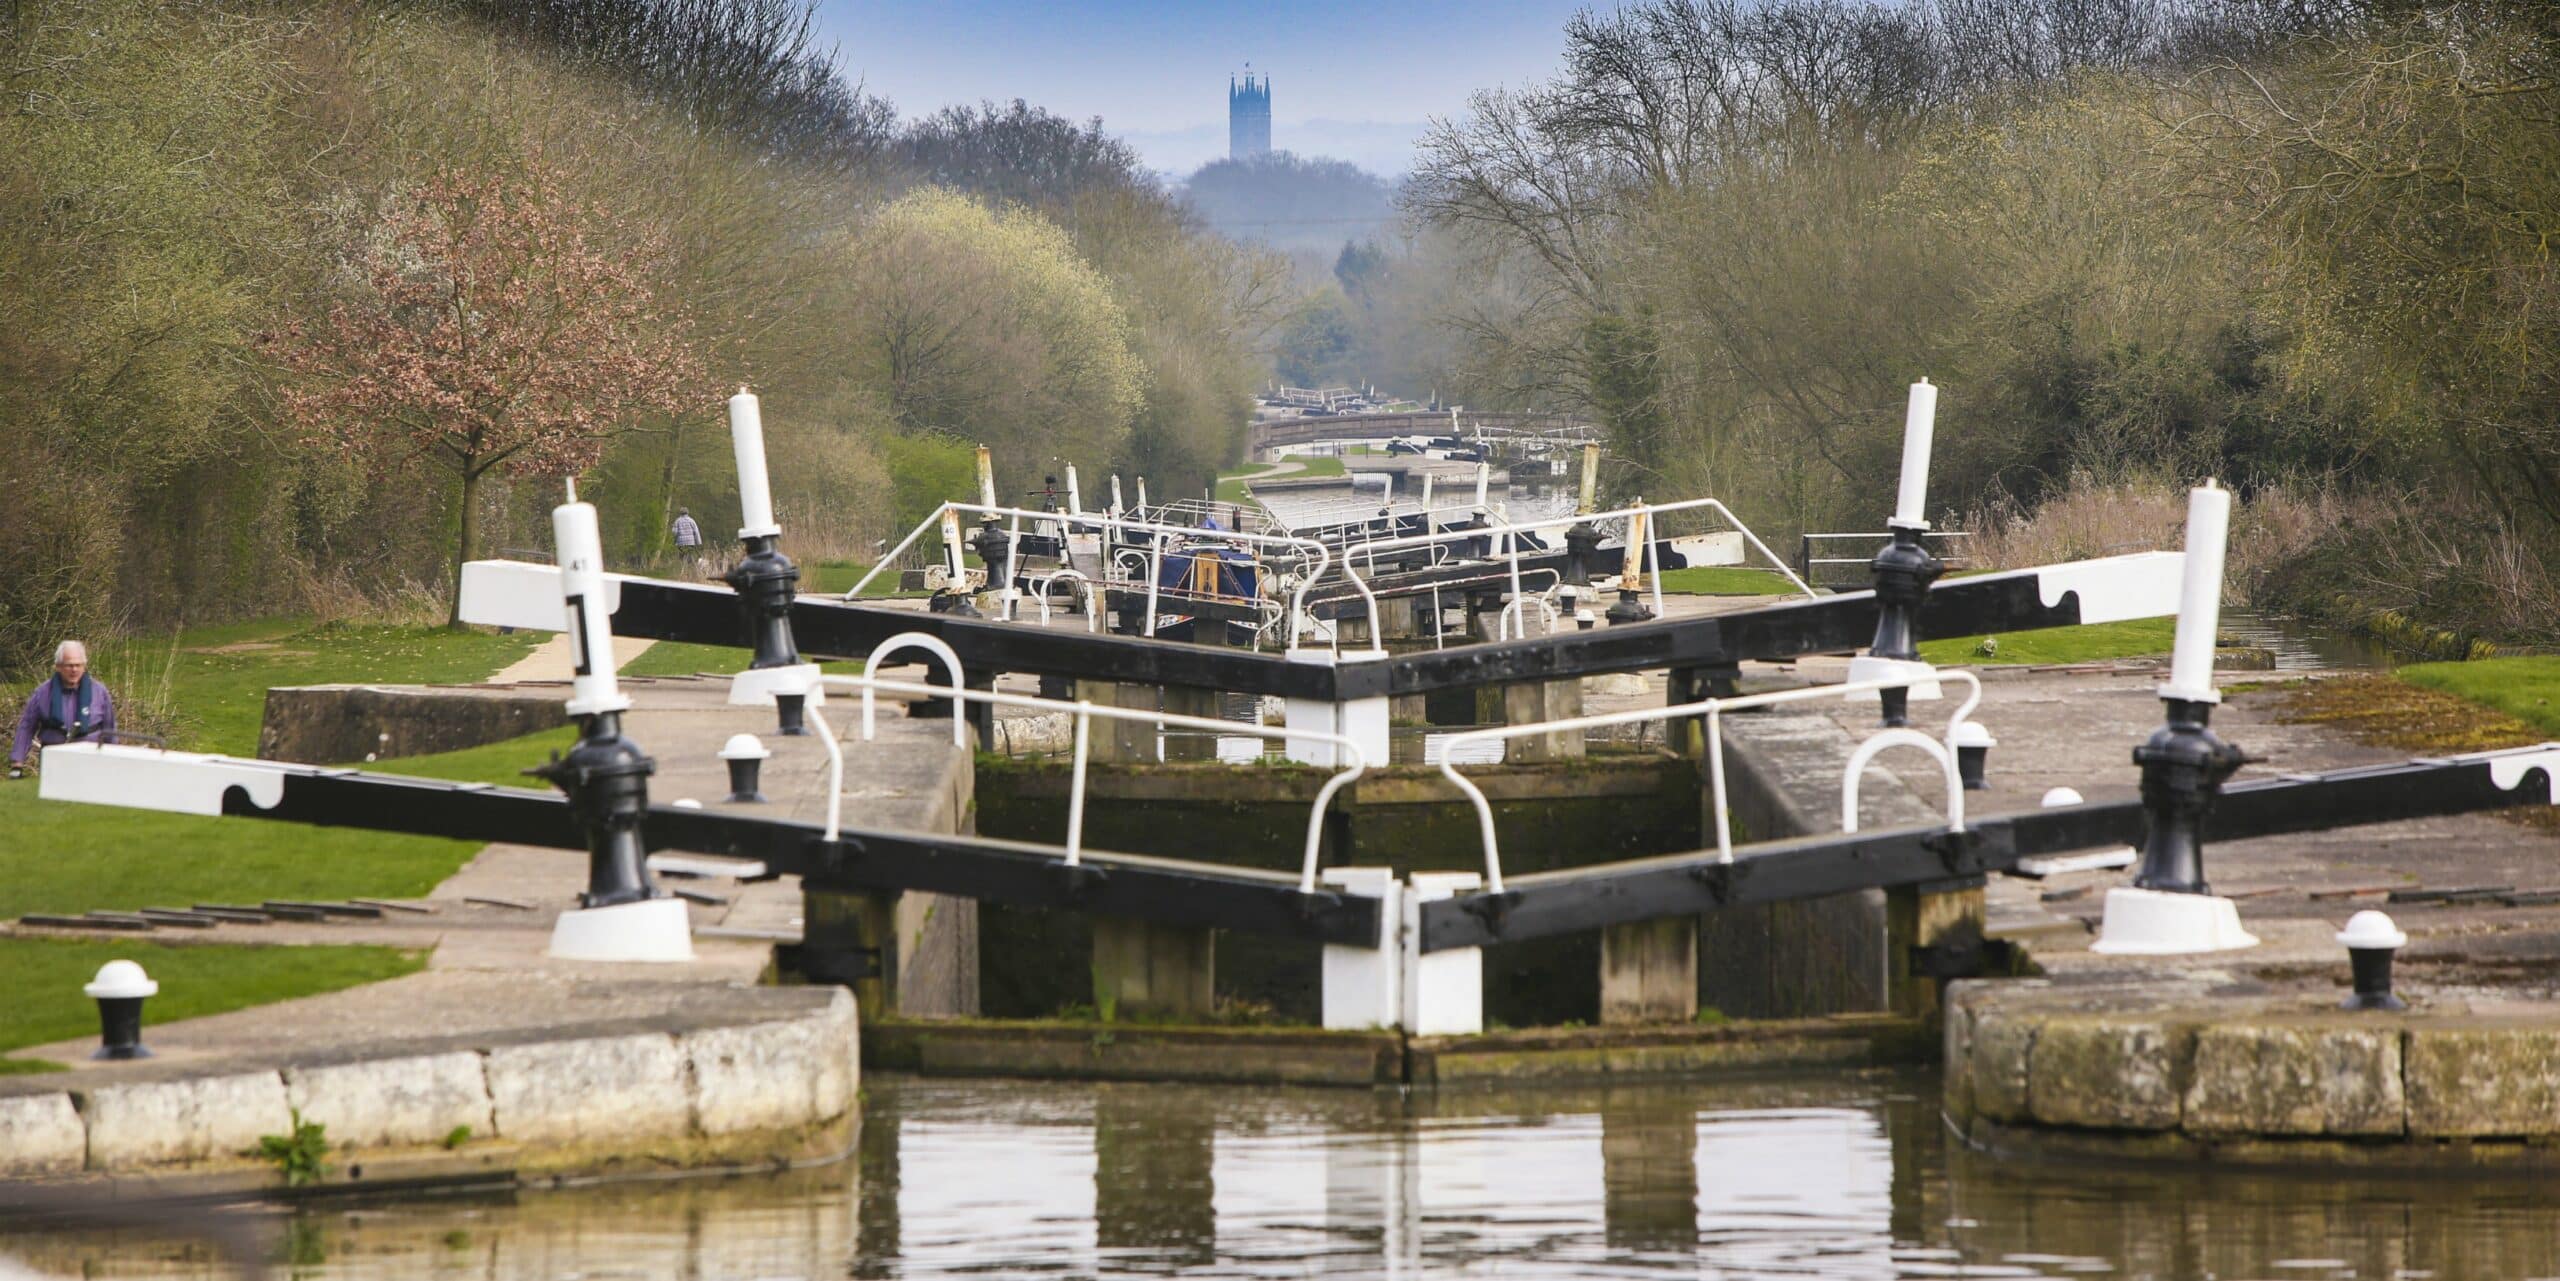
[0,1093,85,1177]
[83,1071,294,1170]
[1946,977,2560,1164]
[11,988,856,1181]
[686,995,858,1136]
[286,1052,494,1151]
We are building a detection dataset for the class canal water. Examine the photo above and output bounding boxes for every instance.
[13,1069,2560,1279]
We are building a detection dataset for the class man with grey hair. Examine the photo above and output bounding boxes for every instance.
[9,640,116,778]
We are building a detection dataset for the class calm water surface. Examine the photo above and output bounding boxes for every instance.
[12,1069,2560,1279]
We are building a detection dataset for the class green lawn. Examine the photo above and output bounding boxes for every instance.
[0,618,552,922]
[804,560,936,597]
[0,937,423,1070]
[378,725,582,787]
[620,641,865,679]
[1919,616,2178,665]
[1656,566,1797,595]
[129,620,544,755]
[2399,656,2560,738]
[1215,457,1346,504]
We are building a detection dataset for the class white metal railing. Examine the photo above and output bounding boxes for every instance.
[1434,669,1982,893]
[844,500,1378,649]
[830,632,1370,893]
[1028,567,1099,631]
[1344,495,1818,608]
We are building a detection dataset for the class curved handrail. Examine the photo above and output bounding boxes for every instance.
[1028,567,1098,632]
[822,661,1367,893]
[1434,668,1984,893]
[860,634,968,749]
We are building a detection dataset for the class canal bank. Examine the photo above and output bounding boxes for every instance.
[0,675,975,1190]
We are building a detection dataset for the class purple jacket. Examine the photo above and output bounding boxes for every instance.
[12,675,115,765]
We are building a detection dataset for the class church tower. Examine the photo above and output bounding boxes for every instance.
[1229,70,1271,161]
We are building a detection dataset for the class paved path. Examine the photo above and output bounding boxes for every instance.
[491,631,656,684]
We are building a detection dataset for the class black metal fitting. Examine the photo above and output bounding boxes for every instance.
[2344,944,2406,1012]
[1605,585,1653,625]
[969,519,1011,600]
[1957,744,1989,790]
[721,534,804,672]
[1866,525,1946,728]
[725,756,766,804]
[775,691,809,737]
[530,711,659,909]
[1563,520,1603,587]
[2130,697,2246,895]
[93,997,149,1060]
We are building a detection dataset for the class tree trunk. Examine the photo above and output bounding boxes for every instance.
[448,465,481,629]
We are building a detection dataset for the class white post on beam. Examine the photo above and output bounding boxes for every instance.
[1281,648,1390,768]
[554,497,631,719]
[1403,873,1483,1035]
[729,388,781,540]
[1321,868,1402,1030]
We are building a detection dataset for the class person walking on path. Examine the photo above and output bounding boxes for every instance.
[9,640,115,778]
[671,507,707,577]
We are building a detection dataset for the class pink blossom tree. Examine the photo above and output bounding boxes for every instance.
[273,160,703,625]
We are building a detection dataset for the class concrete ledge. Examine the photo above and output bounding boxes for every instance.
[684,996,859,1136]
[1946,977,2560,1166]
[864,1019,1403,1087]
[286,1051,493,1150]
[486,1032,692,1146]
[861,1012,1928,1088]
[0,1093,86,1177]
[7,987,858,1190]
[82,1070,295,1170]
[1411,1013,1928,1087]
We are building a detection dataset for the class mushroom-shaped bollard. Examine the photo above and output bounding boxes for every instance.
[1953,720,1996,790]
[85,959,158,1060]
[720,733,771,803]
[2337,910,2409,1011]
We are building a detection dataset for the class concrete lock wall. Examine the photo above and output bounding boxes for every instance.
[1697,708,1942,1019]
[259,685,570,764]
[0,990,858,1185]
[971,754,1703,1026]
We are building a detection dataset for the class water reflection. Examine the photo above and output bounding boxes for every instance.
[11,1070,2560,1278]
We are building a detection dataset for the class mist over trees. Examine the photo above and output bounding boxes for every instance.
[0,0,1281,668]
[1182,152,1398,258]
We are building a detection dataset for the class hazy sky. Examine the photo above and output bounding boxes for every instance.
[813,1,1590,176]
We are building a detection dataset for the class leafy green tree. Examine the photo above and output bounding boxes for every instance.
[844,187,1144,468]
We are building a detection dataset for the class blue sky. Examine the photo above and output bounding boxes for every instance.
[813,1,1591,176]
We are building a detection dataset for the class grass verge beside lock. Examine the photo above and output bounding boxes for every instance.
[1919,617,2177,666]
[0,938,424,1071]
[0,621,558,1073]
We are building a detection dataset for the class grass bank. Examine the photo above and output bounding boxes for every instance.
[0,938,424,1071]
[2396,657,2560,738]
[1215,457,1345,504]
[1654,566,1796,595]
[3,618,553,921]
[1919,617,2177,666]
